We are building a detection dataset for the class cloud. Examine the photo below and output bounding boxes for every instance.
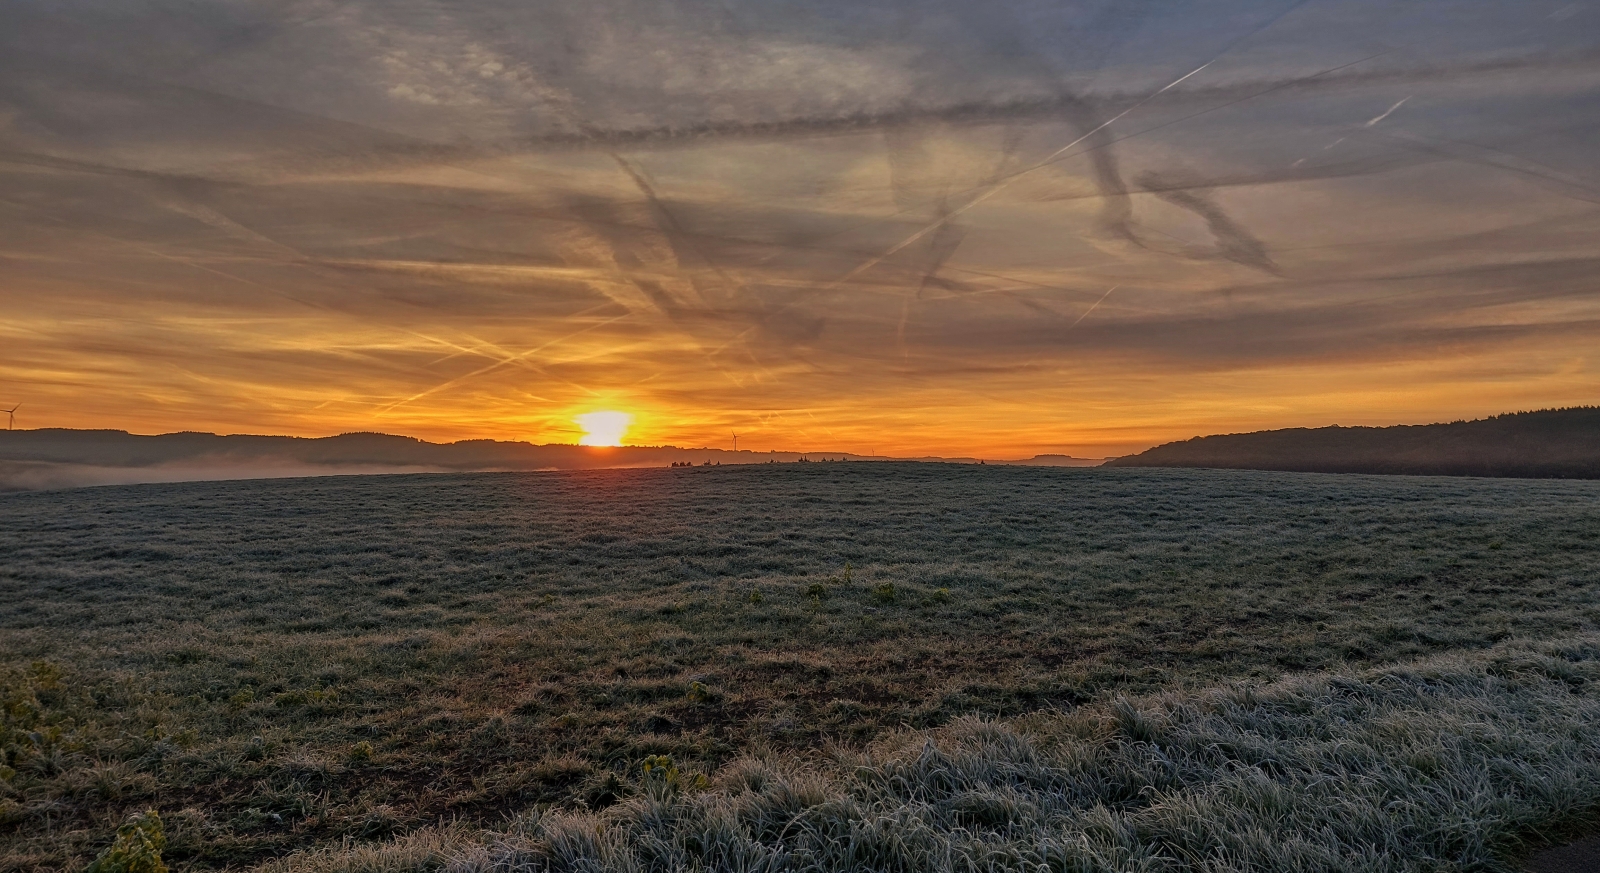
[1,0,1598,456]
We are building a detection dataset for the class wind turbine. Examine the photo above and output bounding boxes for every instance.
[732,432,738,452]
[2,405,16,430]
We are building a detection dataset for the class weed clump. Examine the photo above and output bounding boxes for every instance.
[86,810,166,873]
[639,754,707,794]
[871,582,896,604]
[639,753,677,782]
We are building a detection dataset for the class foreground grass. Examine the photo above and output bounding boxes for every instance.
[2,464,1599,868]
[269,637,1600,873]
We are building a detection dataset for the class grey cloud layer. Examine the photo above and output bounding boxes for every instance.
[1,0,1597,447]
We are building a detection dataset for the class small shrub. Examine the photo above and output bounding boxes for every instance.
[638,754,707,794]
[227,688,254,708]
[686,680,713,704]
[640,754,678,783]
[872,582,896,604]
[349,741,374,763]
[86,809,167,873]
[805,582,828,599]
[842,562,853,584]
[746,588,763,604]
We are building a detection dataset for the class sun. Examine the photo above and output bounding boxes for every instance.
[575,411,633,447]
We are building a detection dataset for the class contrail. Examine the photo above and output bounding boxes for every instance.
[1365,96,1411,126]
[609,151,743,305]
[1357,128,1600,206]
[386,303,617,377]
[824,63,1217,289]
[605,152,763,390]
[1067,285,1119,331]
[0,194,339,314]
[376,314,627,412]
[1020,0,1588,182]
[823,0,1315,290]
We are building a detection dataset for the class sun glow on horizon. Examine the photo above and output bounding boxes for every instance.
[575,411,633,447]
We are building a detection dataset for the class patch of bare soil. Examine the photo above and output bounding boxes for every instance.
[1529,838,1600,873]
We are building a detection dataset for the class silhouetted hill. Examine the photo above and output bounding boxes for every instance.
[0,429,1102,489]
[1106,408,1600,478]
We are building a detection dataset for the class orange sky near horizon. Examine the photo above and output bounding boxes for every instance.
[3,0,1597,458]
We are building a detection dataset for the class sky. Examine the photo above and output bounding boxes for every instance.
[2,0,1597,457]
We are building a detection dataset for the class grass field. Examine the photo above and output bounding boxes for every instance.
[3,464,1600,870]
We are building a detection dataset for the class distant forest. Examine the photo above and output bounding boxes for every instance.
[1106,407,1600,479]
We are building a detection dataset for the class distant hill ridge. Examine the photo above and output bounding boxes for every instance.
[1106,407,1600,478]
[0,429,1101,490]
[0,428,855,472]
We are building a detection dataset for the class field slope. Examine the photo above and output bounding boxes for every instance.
[2,465,1599,870]
[1107,407,1600,478]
